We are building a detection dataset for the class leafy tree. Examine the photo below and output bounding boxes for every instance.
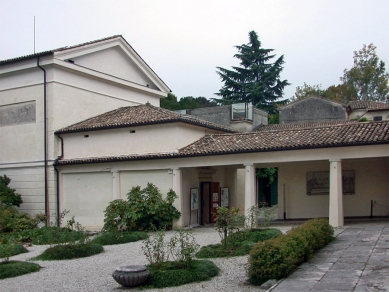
[160,93,181,110]
[341,43,389,101]
[0,175,23,207]
[160,93,217,111]
[215,30,290,114]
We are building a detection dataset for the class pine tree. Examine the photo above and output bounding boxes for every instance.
[215,31,290,114]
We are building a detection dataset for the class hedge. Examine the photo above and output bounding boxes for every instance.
[248,218,334,285]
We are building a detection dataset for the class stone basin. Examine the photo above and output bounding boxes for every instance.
[112,265,150,287]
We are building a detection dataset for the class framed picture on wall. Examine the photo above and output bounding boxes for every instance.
[190,188,199,210]
[307,170,355,195]
[220,187,229,207]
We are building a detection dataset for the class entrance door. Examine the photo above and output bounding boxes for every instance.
[200,182,220,225]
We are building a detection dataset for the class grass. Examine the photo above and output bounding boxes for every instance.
[196,228,282,258]
[33,243,104,260]
[0,243,28,258]
[0,261,41,279]
[145,260,219,288]
[90,231,148,245]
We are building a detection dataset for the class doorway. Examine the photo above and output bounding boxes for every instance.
[200,182,220,225]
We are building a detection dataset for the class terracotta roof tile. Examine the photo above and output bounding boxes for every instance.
[349,100,389,110]
[56,121,389,165]
[55,104,238,134]
[256,121,357,131]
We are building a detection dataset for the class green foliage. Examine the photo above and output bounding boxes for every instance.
[268,113,279,124]
[34,243,103,260]
[142,231,169,267]
[0,205,36,233]
[145,260,219,288]
[256,168,278,186]
[160,93,217,111]
[196,228,281,258]
[0,175,23,207]
[90,231,148,245]
[213,206,245,249]
[0,261,41,279]
[248,218,334,285]
[30,227,86,245]
[0,244,28,261]
[103,183,181,232]
[341,43,389,101]
[215,30,290,114]
[167,229,200,268]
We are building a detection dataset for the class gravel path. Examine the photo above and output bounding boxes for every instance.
[1,226,292,292]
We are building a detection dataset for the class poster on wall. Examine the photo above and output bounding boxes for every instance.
[307,170,355,195]
[220,187,229,207]
[191,188,199,210]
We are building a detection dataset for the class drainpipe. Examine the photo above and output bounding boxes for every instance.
[37,57,49,225]
[54,134,64,226]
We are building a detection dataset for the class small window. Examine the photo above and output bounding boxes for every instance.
[231,103,253,120]
[130,130,136,133]
[373,116,382,121]
[84,135,89,138]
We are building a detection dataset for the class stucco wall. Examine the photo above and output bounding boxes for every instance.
[278,158,389,219]
[62,172,112,229]
[188,106,231,127]
[62,123,207,159]
[119,169,172,199]
[280,97,347,124]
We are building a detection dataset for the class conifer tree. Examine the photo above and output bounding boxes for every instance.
[215,31,290,113]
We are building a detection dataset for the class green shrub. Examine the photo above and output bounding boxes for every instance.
[30,227,86,245]
[0,243,28,260]
[0,205,36,233]
[214,206,245,248]
[33,243,104,260]
[90,231,148,245]
[248,218,334,285]
[103,183,181,231]
[145,260,219,288]
[0,261,41,279]
[0,175,23,207]
[167,229,200,268]
[196,228,281,258]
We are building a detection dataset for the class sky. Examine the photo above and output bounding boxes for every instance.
[1,0,389,101]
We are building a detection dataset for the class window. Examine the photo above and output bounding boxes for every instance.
[373,116,382,121]
[231,103,253,120]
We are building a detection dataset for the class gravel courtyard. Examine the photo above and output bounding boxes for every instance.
[1,226,293,292]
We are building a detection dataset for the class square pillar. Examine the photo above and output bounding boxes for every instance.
[329,159,344,227]
[172,168,184,228]
[244,163,256,217]
[112,170,120,200]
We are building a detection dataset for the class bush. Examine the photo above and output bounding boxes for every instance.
[248,218,334,285]
[90,231,148,245]
[0,205,36,233]
[0,244,28,260]
[167,229,200,268]
[0,261,41,279]
[0,175,23,207]
[145,260,219,288]
[196,228,281,258]
[103,183,181,232]
[33,243,104,260]
[30,227,87,245]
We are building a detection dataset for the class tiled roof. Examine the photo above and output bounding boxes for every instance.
[55,104,239,134]
[349,100,389,110]
[56,121,389,165]
[256,121,358,131]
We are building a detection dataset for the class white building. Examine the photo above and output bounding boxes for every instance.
[1,36,389,230]
[0,35,170,219]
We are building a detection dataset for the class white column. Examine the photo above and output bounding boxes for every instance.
[172,168,184,228]
[244,163,256,218]
[329,159,344,227]
[112,169,120,200]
